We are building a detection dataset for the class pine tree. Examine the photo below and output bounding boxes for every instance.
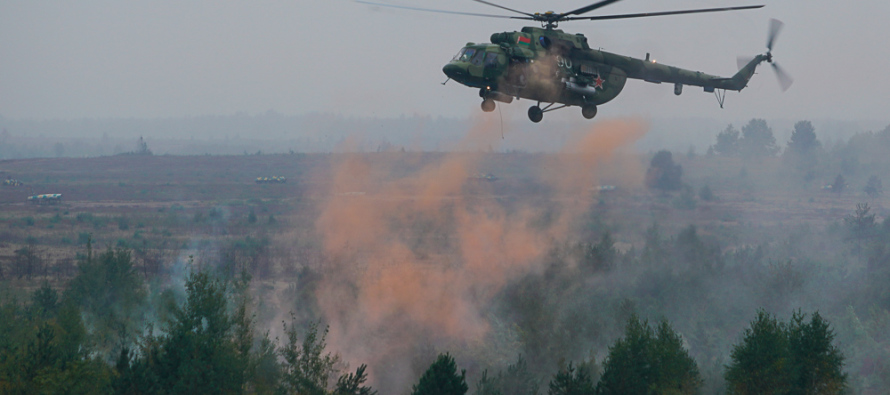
[725,310,847,395]
[279,319,340,395]
[739,119,779,157]
[412,353,468,395]
[596,315,700,394]
[864,175,883,198]
[549,362,595,395]
[645,150,683,192]
[334,364,377,395]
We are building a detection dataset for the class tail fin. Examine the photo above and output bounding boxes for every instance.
[726,55,767,91]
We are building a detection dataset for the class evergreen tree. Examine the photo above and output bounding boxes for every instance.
[0,283,112,394]
[596,315,700,394]
[474,354,539,395]
[412,353,468,395]
[712,124,740,156]
[864,175,883,198]
[725,310,791,395]
[784,121,821,172]
[334,364,377,395]
[549,362,595,395]
[645,150,683,192]
[500,355,541,395]
[787,311,847,394]
[279,319,340,395]
[831,174,847,194]
[65,247,146,360]
[123,271,247,394]
[725,310,846,395]
[786,120,821,156]
[844,203,877,262]
[739,119,779,158]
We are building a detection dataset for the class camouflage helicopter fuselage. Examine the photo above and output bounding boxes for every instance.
[443,26,765,121]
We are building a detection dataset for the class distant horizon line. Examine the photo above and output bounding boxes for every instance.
[1,112,888,125]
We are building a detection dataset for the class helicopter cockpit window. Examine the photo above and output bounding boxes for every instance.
[470,50,485,66]
[459,48,476,62]
[484,52,499,68]
[452,48,467,61]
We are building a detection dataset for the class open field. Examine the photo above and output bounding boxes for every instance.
[0,151,877,289]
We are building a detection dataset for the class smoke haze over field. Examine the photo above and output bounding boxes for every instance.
[311,119,647,390]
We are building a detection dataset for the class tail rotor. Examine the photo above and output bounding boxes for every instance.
[766,18,793,91]
[738,18,793,91]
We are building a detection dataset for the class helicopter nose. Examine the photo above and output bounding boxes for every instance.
[442,63,466,79]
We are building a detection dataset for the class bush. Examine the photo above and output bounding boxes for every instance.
[75,212,94,223]
[645,150,683,192]
[672,185,697,210]
[77,232,91,245]
[116,216,129,230]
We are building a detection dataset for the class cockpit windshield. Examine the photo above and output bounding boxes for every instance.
[452,47,476,62]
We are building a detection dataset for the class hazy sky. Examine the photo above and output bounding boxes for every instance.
[2,0,889,123]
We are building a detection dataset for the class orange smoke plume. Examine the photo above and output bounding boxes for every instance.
[310,117,648,389]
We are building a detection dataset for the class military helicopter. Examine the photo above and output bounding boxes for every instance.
[357,0,792,123]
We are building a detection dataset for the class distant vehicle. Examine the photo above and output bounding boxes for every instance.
[28,194,62,205]
[256,176,287,184]
[594,185,616,192]
[469,172,499,182]
[3,178,23,187]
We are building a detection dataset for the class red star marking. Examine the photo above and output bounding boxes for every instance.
[593,76,605,89]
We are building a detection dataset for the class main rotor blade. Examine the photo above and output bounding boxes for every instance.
[354,0,517,19]
[772,62,793,91]
[567,5,763,21]
[469,0,536,18]
[561,0,624,17]
[767,18,784,51]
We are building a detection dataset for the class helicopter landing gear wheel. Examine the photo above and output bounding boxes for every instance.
[528,105,543,123]
[481,99,496,112]
[581,104,598,119]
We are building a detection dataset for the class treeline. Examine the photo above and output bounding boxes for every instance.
[0,243,374,394]
[7,204,888,393]
[417,309,844,395]
[708,119,890,193]
[0,240,848,395]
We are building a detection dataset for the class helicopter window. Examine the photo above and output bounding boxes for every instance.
[470,50,485,66]
[452,48,467,61]
[484,52,499,68]
[460,48,476,62]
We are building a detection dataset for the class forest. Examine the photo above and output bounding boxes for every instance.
[1,118,890,394]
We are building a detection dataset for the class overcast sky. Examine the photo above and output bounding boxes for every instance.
[1,0,889,124]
